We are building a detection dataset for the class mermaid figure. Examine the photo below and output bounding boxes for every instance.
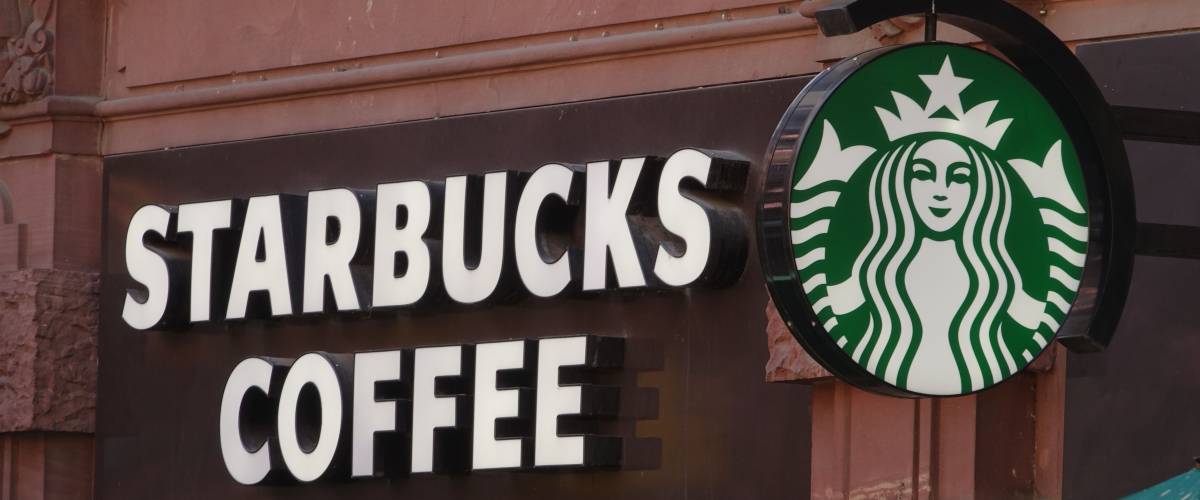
[823,136,1048,394]
[792,56,1089,395]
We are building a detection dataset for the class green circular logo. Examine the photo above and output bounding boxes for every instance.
[775,43,1088,396]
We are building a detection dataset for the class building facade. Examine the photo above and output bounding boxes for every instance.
[1,0,1199,498]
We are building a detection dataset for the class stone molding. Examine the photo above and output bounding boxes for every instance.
[0,95,97,122]
[89,0,1200,155]
[0,269,97,433]
[94,10,817,119]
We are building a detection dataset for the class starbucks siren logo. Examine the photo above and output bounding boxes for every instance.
[780,44,1089,396]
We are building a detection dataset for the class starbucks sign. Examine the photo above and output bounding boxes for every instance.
[760,43,1091,397]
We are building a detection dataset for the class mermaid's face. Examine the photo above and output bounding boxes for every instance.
[909,139,973,234]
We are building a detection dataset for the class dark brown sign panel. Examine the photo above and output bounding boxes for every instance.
[1064,32,1200,498]
[99,78,813,499]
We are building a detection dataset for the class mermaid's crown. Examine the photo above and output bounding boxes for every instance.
[874,56,1012,150]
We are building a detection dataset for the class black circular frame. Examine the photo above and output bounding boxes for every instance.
[757,0,1135,397]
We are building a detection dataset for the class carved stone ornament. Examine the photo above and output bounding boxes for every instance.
[0,0,54,106]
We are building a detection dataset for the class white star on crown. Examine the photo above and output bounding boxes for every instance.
[874,56,1013,150]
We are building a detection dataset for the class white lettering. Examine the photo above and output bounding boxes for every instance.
[411,346,463,473]
[277,353,345,482]
[443,174,508,303]
[534,336,588,466]
[583,160,646,290]
[515,164,576,297]
[227,195,293,319]
[351,350,402,477]
[122,205,173,330]
[654,150,715,287]
[472,341,527,470]
[178,200,232,322]
[302,189,363,313]
[372,181,434,307]
[219,357,275,485]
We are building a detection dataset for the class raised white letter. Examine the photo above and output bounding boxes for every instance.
[227,195,293,319]
[303,189,363,313]
[411,346,464,473]
[220,357,276,485]
[654,149,714,286]
[352,350,402,477]
[443,173,508,303]
[515,164,576,297]
[583,159,646,290]
[277,353,345,482]
[534,336,587,466]
[122,205,173,330]
[178,200,232,322]
[473,341,527,470]
[373,181,433,307]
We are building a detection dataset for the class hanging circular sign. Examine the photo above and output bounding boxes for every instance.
[760,43,1090,397]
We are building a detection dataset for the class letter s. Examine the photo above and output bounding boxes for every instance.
[122,205,174,330]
